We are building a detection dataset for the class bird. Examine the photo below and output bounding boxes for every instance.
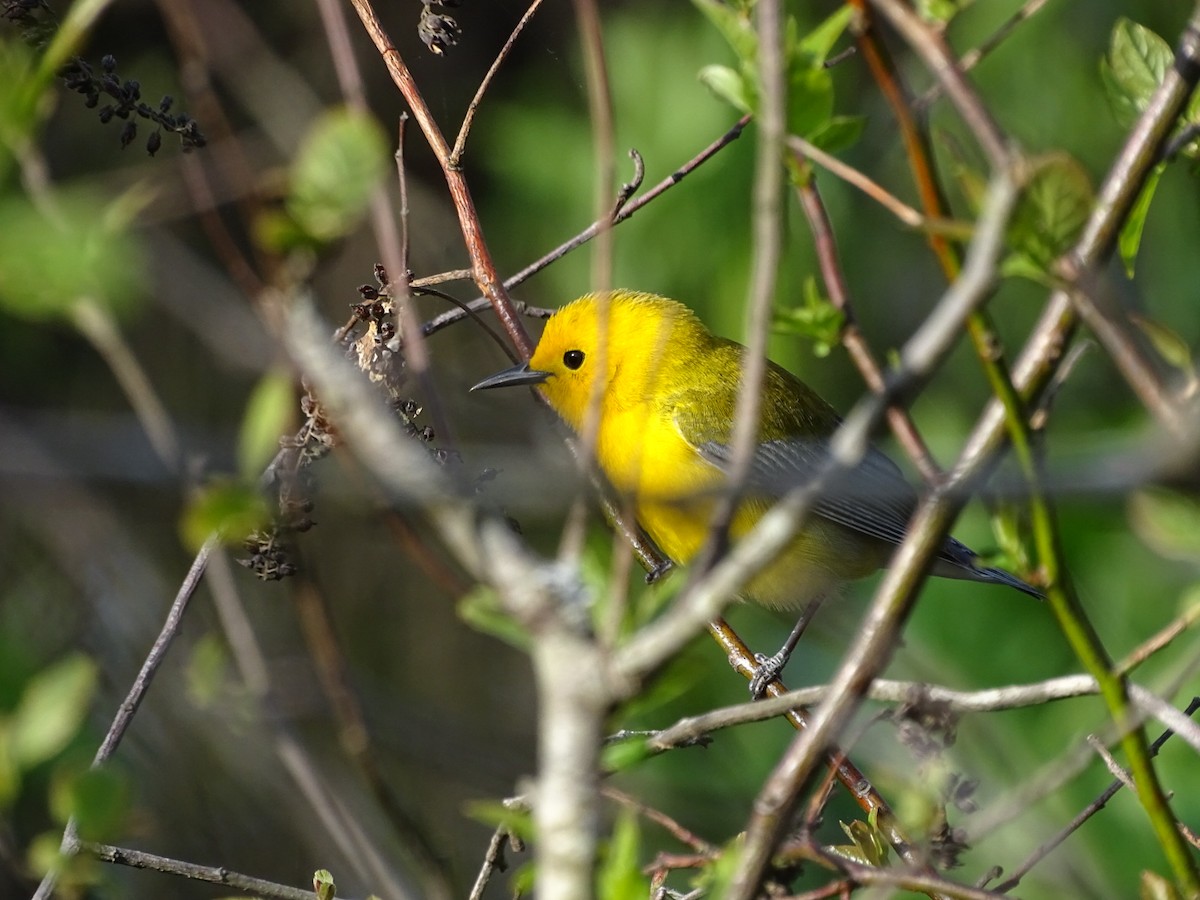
[472,290,1041,691]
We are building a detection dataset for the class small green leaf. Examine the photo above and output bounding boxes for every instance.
[313,869,336,900]
[1007,153,1093,271]
[458,586,531,650]
[1129,488,1200,562]
[828,814,890,867]
[697,834,743,896]
[12,654,97,767]
[0,193,144,323]
[698,64,753,115]
[988,502,1034,575]
[792,5,854,65]
[1118,162,1164,277]
[254,208,319,255]
[186,633,230,709]
[1101,19,1173,128]
[999,252,1056,286]
[807,114,865,154]
[690,0,757,64]
[0,725,20,808]
[463,800,535,843]
[597,810,648,900]
[287,107,389,243]
[772,276,844,357]
[914,0,972,24]
[1131,313,1195,379]
[238,368,295,479]
[1140,870,1182,900]
[51,767,129,840]
[785,65,834,139]
[600,736,655,774]
[181,480,271,552]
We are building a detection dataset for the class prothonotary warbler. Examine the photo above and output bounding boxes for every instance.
[473,291,1041,687]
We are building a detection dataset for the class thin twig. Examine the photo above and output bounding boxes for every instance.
[468,824,515,900]
[82,842,331,900]
[450,0,546,167]
[791,159,940,481]
[650,674,1101,750]
[601,787,717,855]
[205,551,414,897]
[419,115,750,340]
[914,0,1056,112]
[70,298,182,472]
[32,537,217,900]
[779,835,1013,900]
[346,0,533,356]
[724,169,1021,900]
[993,698,1200,893]
[788,134,925,229]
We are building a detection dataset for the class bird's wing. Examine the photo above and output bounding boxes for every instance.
[667,377,919,548]
[693,433,920,547]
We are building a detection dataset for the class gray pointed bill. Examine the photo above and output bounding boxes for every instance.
[471,362,552,392]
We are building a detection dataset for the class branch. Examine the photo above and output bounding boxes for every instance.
[346,0,533,356]
[724,167,1022,900]
[83,842,332,900]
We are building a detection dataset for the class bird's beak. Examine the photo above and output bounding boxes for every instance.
[470,361,552,392]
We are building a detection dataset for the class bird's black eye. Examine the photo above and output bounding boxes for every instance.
[563,349,585,370]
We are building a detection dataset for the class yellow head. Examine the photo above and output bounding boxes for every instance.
[472,291,709,431]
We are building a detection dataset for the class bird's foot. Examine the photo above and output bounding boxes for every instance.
[749,651,789,699]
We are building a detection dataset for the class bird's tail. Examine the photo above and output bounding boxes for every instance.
[934,536,1044,599]
[969,565,1044,600]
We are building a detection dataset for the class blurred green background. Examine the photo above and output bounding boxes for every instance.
[1,0,1198,897]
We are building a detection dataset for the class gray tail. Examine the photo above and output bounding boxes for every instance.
[936,537,1044,599]
[970,565,1044,600]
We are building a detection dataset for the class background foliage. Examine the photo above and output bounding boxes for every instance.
[0,0,1198,898]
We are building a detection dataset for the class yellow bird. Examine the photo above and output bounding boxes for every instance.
[473,291,1039,682]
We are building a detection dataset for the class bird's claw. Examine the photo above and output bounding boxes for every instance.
[749,651,787,699]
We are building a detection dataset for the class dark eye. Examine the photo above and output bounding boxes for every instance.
[563,349,585,370]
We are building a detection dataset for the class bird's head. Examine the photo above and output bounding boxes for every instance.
[472,291,703,432]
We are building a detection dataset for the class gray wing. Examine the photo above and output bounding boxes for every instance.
[695,435,920,548]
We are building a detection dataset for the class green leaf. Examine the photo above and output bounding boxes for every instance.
[698,834,743,896]
[181,480,271,552]
[238,368,295,479]
[12,654,97,767]
[51,767,129,841]
[597,810,649,900]
[698,64,753,115]
[458,586,531,650]
[999,252,1056,286]
[772,276,844,357]
[828,813,890,867]
[0,42,41,176]
[1007,153,1093,271]
[186,633,231,709]
[1118,162,1164,277]
[690,0,757,64]
[0,193,145,323]
[1140,870,1182,900]
[600,735,655,774]
[807,114,865,154]
[786,65,833,139]
[0,725,20,808]
[1101,19,1173,128]
[913,0,972,24]
[1129,488,1200,562]
[792,5,854,65]
[286,107,389,244]
[313,869,336,900]
[1131,313,1195,379]
[463,800,535,843]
